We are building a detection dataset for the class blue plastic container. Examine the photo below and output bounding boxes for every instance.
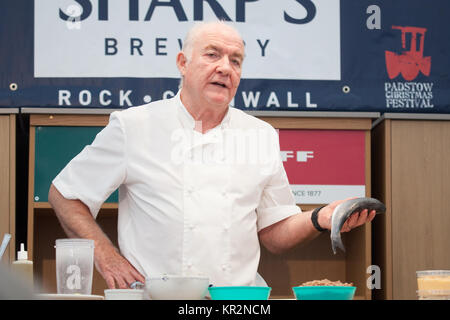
[208,286,271,300]
[292,286,356,300]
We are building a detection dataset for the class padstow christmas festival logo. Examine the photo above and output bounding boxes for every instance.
[384,25,434,109]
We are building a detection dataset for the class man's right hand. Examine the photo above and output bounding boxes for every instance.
[94,242,145,289]
[49,184,145,289]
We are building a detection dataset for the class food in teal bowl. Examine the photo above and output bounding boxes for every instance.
[208,286,271,300]
[292,286,356,300]
[292,279,356,300]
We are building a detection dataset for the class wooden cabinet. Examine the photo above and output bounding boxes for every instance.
[0,111,16,264]
[27,111,377,299]
[371,114,450,300]
[258,114,375,300]
[27,114,115,295]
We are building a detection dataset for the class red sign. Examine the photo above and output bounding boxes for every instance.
[278,129,366,203]
[279,129,365,185]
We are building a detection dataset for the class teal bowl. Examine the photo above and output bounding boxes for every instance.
[292,286,356,300]
[208,286,271,300]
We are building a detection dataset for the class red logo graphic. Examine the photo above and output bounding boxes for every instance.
[385,26,431,81]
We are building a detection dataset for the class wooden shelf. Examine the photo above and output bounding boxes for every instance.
[259,117,373,130]
[33,202,118,210]
[372,118,450,300]
[0,114,16,264]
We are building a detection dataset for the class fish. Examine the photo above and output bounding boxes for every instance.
[330,197,386,254]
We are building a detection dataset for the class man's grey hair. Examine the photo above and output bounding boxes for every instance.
[178,20,245,90]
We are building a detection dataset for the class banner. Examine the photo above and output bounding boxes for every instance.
[1,0,449,112]
[35,1,340,80]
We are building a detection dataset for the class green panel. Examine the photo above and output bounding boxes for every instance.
[34,126,118,203]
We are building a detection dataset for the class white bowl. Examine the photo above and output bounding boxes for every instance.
[145,275,209,300]
[35,293,104,300]
[104,289,144,300]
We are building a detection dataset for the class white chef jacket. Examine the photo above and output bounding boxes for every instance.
[53,92,301,286]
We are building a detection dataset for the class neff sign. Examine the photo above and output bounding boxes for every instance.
[35,0,340,79]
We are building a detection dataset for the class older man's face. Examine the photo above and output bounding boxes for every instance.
[178,25,245,109]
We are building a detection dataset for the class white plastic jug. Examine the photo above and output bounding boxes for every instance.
[55,239,95,295]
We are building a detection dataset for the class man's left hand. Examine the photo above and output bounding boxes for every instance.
[318,198,377,232]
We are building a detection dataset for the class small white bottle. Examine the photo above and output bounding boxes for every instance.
[12,243,34,289]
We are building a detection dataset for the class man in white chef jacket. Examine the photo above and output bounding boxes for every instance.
[49,21,376,289]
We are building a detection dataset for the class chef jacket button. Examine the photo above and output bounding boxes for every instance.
[221,264,227,271]
[224,225,229,231]
[189,224,195,230]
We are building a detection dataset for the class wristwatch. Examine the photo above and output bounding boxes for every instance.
[311,205,327,232]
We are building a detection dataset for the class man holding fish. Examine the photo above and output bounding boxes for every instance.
[48,21,381,290]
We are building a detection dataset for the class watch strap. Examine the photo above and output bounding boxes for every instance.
[311,205,327,232]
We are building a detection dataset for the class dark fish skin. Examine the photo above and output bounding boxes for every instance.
[330,197,386,254]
